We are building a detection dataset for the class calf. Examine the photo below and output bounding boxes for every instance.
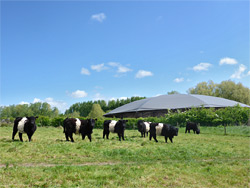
[149,123,179,143]
[103,119,128,141]
[185,122,200,134]
[137,120,150,137]
[12,116,38,142]
[63,118,97,142]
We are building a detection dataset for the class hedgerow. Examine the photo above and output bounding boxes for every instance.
[1,105,249,128]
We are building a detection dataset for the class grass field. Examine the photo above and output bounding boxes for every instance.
[0,126,249,188]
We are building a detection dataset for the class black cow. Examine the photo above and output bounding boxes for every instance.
[80,118,97,142]
[103,119,128,141]
[12,116,38,142]
[185,122,200,134]
[149,123,179,143]
[63,118,97,142]
[137,120,150,137]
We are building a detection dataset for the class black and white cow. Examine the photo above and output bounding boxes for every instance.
[185,122,200,134]
[149,123,179,143]
[80,118,97,142]
[103,119,128,141]
[12,116,38,142]
[63,118,96,142]
[137,120,151,137]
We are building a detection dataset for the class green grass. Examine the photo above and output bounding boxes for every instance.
[0,126,249,187]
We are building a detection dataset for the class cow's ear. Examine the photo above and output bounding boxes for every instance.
[126,120,128,122]
[95,118,97,121]
[35,116,39,119]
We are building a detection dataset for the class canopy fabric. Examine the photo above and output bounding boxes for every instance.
[104,94,250,116]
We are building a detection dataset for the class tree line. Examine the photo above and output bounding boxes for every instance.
[1,80,249,120]
[188,80,250,105]
[64,96,146,117]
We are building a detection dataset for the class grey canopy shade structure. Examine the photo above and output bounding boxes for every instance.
[104,94,250,118]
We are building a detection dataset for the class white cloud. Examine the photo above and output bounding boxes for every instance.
[219,57,238,65]
[71,90,88,98]
[81,67,90,75]
[44,98,68,112]
[33,98,42,103]
[230,64,247,79]
[91,13,106,22]
[91,63,108,72]
[117,66,132,73]
[135,70,153,78]
[174,77,184,83]
[247,71,250,76]
[108,62,132,73]
[19,101,29,105]
[20,97,68,113]
[93,93,106,101]
[108,62,119,67]
[193,63,212,71]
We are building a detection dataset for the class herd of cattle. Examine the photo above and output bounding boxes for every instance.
[12,116,200,143]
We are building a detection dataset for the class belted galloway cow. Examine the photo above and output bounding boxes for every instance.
[149,123,179,143]
[137,120,150,137]
[185,122,200,134]
[103,119,128,141]
[63,118,96,142]
[12,116,38,142]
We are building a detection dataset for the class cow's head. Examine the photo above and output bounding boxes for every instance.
[137,120,144,131]
[196,128,200,134]
[27,116,38,126]
[170,126,179,136]
[175,127,179,136]
[118,119,128,128]
[87,118,97,127]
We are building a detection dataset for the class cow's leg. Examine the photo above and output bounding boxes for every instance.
[193,130,195,134]
[19,133,23,142]
[122,132,125,140]
[82,134,86,140]
[153,135,158,142]
[103,130,106,139]
[147,132,148,137]
[106,131,110,139]
[69,133,74,142]
[27,132,34,142]
[87,134,92,142]
[149,133,152,141]
[165,136,168,143]
[141,132,143,137]
[65,132,70,141]
[118,133,121,141]
[169,137,173,143]
[12,126,18,140]
[185,128,187,133]
[143,132,145,137]
[188,130,190,133]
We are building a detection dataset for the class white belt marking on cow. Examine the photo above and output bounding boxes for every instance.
[109,120,117,133]
[156,123,163,136]
[17,117,28,133]
[144,122,150,132]
[75,118,81,134]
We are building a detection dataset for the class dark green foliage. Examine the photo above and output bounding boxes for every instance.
[65,96,146,117]
[165,105,250,127]
[0,102,59,119]
[87,104,105,119]
[188,80,250,105]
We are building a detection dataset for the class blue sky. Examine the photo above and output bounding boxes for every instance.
[1,1,249,113]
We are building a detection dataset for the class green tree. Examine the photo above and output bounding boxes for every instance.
[167,90,180,95]
[188,80,250,105]
[87,104,105,119]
